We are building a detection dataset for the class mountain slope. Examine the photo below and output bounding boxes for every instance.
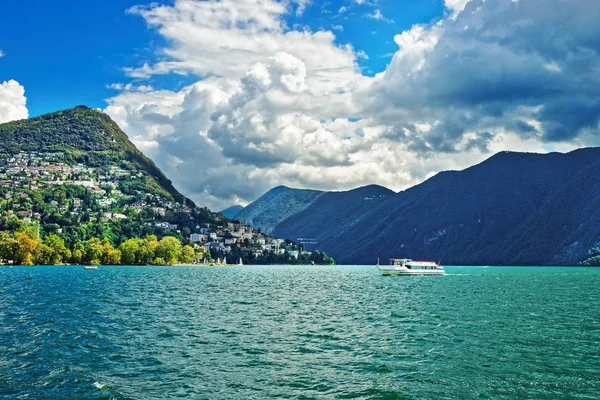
[337,149,600,264]
[273,184,394,243]
[0,105,189,205]
[219,205,245,219]
[247,148,600,265]
[234,186,324,234]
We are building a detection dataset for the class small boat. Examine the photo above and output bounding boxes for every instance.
[84,265,99,270]
[377,258,445,276]
[238,257,243,266]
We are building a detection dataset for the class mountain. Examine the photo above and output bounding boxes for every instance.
[0,105,189,205]
[246,148,600,265]
[0,106,226,245]
[273,184,394,242]
[234,185,324,234]
[219,205,244,219]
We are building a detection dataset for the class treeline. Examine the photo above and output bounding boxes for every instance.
[0,226,201,266]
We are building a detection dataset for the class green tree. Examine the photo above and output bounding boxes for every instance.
[14,231,39,265]
[154,236,181,265]
[85,238,104,265]
[145,235,159,252]
[119,238,140,265]
[104,248,122,265]
[44,234,70,264]
[71,242,85,264]
[181,245,195,263]
[0,232,17,262]
[34,243,54,265]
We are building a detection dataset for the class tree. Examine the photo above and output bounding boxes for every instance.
[44,234,70,264]
[104,248,122,265]
[154,236,181,265]
[71,242,85,265]
[119,238,140,265]
[34,243,54,265]
[181,245,195,263]
[85,238,104,265]
[137,244,154,265]
[145,235,159,252]
[14,231,39,265]
[0,231,17,262]
[100,238,116,265]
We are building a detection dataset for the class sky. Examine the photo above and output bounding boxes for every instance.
[1,0,599,210]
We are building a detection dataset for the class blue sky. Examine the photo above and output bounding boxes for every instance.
[0,0,446,117]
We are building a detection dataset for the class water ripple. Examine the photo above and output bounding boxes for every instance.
[1,265,599,399]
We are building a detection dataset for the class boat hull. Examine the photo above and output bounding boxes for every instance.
[377,267,445,276]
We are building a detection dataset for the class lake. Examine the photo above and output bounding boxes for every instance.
[1,265,599,399]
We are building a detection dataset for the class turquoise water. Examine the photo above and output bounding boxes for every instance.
[1,265,599,399]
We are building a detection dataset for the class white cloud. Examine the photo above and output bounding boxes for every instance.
[544,62,561,73]
[107,0,600,209]
[0,49,4,58]
[0,80,28,123]
[107,83,155,92]
[444,0,472,16]
[332,25,344,31]
[365,9,393,23]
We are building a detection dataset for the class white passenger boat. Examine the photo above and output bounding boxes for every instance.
[377,258,445,276]
[84,265,98,270]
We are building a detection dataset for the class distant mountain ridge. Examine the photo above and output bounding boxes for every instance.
[242,148,600,265]
[219,205,245,219]
[234,186,324,234]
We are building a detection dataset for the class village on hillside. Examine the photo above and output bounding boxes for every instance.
[0,152,326,264]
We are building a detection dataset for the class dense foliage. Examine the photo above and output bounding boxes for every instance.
[0,106,190,205]
[0,184,216,244]
[0,224,200,266]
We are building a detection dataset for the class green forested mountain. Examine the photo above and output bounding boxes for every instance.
[245,149,600,266]
[0,105,187,205]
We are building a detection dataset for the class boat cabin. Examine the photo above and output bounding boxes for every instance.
[389,259,440,270]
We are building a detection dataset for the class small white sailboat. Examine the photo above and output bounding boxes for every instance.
[238,257,243,266]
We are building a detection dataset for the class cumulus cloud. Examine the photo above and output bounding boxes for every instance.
[0,80,28,123]
[106,0,600,210]
[370,0,600,153]
[0,49,4,58]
